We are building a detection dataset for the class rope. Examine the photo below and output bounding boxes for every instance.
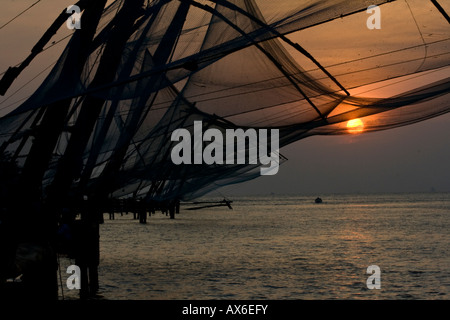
[405,0,427,72]
[431,0,450,24]
[0,0,42,31]
[0,61,56,111]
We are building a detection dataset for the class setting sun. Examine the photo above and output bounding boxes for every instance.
[347,118,364,134]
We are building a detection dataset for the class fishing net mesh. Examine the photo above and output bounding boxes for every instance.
[0,0,449,201]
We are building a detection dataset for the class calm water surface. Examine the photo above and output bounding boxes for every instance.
[59,193,450,300]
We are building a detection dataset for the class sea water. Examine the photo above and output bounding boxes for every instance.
[59,193,450,300]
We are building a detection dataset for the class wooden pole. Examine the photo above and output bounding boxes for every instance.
[75,198,100,299]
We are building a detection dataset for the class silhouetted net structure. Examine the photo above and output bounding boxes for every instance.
[0,0,449,203]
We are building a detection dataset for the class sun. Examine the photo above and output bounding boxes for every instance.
[346,118,364,134]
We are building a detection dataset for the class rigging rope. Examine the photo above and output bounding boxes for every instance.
[431,0,450,24]
[0,61,56,111]
[0,0,42,31]
[405,0,428,72]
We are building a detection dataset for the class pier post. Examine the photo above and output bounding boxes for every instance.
[175,200,180,214]
[139,207,147,224]
[74,198,100,299]
[169,205,175,219]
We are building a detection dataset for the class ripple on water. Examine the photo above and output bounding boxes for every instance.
[81,193,450,300]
